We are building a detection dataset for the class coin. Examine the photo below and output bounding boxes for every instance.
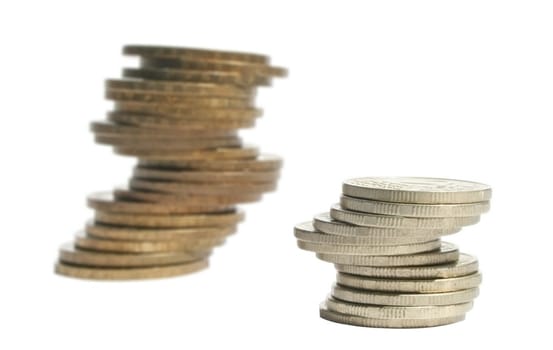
[108,112,256,131]
[87,192,233,214]
[342,177,492,204]
[114,102,262,120]
[298,239,441,256]
[340,195,491,218]
[329,204,480,229]
[86,221,236,241]
[133,167,280,184]
[123,68,270,87]
[334,253,479,279]
[115,145,259,161]
[316,242,459,266]
[138,154,282,171]
[129,178,277,195]
[123,45,269,64]
[55,258,208,280]
[90,120,236,138]
[74,231,224,253]
[95,135,241,150]
[94,209,244,228]
[107,91,253,108]
[106,79,252,98]
[58,243,210,267]
[113,187,262,205]
[319,305,465,328]
[331,284,479,306]
[336,272,482,293]
[293,222,433,245]
[313,213,459,239]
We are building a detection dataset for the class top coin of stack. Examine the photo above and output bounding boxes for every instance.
[294,177,491,328]
[55,45,286,280]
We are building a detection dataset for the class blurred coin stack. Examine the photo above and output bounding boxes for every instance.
[294,177,491,328]
[55,45,286,280]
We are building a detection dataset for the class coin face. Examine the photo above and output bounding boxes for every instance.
[343,177,492,204]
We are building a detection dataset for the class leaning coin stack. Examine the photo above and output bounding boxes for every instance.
[55,45,286,280]
[294,177,491,328]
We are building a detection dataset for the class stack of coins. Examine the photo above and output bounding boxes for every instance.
[55,45,286,280]
[294,177,491,328]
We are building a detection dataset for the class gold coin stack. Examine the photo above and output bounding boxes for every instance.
[294,177,491,328]
[55,45,286,280]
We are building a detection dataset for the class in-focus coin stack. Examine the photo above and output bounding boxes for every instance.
[294,177,491,328]
[55,45,286,280]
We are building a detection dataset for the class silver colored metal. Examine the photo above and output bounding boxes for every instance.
[297,239,441,256]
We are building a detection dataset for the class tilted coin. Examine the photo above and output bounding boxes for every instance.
[86,221,236,241]
[106,91,253,108]
[129,178,277,195]
[90,120,236,138]
[343,177,492,204]
[116,145,259,161]
[123,45,269,64]
[108,112,256,131]
[319,305,465,328]
[140,56,287,77]
[133,166,280,184]
[336,272,482,293]
[329,204,479,229]
[106,79,252,98]
[114,102,262,120]
[55,258,208,280]
[293,222,433,245]
[334,253,479,279]
[340,195,491,218]
[113,187,262,205]
[325,297,473,319]
[297,239,441,256]
[331,284,479,306]
[58,243,210,267]
[123,67,270,87]
[94,209,244,228]
[138,154,282,171]
[316,242,459,266]
[87,192,233,214]
[95,135,241,150]
[313,213,459,240]
[74,231,223,253]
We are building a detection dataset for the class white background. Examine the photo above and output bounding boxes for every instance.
[1,1,551,349]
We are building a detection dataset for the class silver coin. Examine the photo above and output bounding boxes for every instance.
[343,177,492,204]
[297,239,441,256]
[340,195,490,218]
[316,242,459,266]
[330,204,479,229]
[336,272,482,293]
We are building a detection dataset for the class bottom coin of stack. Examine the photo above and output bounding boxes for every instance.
[294,177,491,328]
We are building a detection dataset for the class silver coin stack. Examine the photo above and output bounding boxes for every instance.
[294,177,491,328]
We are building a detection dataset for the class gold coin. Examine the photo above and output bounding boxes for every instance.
[320,305,465,328]
[94,209,244,228]
[86,221,236,241]
[74,231,223,253]
[334,253,479,279]
[316,242,459,266]
[95,135,242,150]
[108,112,256,131]
[331,284,479,306]
[113,187,262,205]
[114,102,262,120]
[107,90,253,108]
[58,243,210,267]
[106,79,252,98]
[138,154,282,171]
[123,68,270,87]
[340,195,491,218]
[133,166,280,184]
[330,204,480,229]
[90,120,236,138]
[116,145,259,161]
[313,212,459,239]
[87,192,233,214]
[123,45,269,64]
[129,178,277,196]
[325,297,472,319]
[336,272,482,293]
[55,258,208,280]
